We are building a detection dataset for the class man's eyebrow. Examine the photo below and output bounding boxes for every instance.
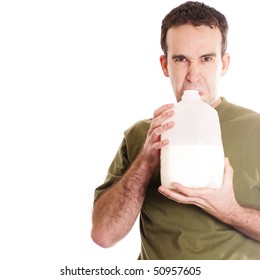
[171,54,186,59]
[200,53,216,58]
[171,53,217,60]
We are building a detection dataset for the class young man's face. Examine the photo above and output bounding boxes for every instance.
[160,24,230,107]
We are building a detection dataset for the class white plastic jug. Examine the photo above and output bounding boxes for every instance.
[160,90,224,189]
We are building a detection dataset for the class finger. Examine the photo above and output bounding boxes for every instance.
[173,182,209,198]
[158,185,187,201]
[158,185,205,206]
[223,157,234,186]
[151,105,174,130]
[150,121,175,141]
[153,138,169,150]
[154,103,174,119]
[224,157,233,173]
[152,110,174,131]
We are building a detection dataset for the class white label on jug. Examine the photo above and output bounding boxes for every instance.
[161,145,224,189]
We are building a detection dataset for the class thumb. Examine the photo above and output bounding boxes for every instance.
[223,157,233,186]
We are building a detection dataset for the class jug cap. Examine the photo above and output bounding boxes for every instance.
[182,90,200,100]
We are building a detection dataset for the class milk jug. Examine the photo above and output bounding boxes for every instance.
[160,90,224,189]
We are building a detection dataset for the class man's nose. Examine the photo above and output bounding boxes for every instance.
[186,61,200,83]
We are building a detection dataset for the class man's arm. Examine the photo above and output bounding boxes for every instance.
[91,104,174,248]
[91,151,155,248]
[159,158,260,242]
[228,204,260,242]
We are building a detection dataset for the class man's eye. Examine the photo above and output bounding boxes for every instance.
[202,56,212,62]
[174,57,186,62]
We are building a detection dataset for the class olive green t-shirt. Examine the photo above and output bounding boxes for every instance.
[94,98,260,259]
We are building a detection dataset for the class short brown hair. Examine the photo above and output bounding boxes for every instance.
[161,1,229,57]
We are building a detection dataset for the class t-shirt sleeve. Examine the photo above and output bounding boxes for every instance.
[93,119,151,202]
[93,137,130,201]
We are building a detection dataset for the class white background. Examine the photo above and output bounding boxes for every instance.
[1,0,260,279]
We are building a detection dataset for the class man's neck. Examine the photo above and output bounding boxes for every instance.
[212,97,222,108]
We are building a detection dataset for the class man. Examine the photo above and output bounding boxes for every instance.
[91,1,260,259]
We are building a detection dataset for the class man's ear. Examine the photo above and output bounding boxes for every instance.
[160,55,169,77]
[221,53,230,77]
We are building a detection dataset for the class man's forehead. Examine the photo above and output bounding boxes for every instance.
[166,24,222,55]
[166,24,222,40]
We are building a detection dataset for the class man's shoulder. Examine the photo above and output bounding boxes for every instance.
[121,118,152,153]
[218,98,260,122]
[124,118,152,137]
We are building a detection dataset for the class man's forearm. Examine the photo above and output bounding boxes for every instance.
[91,151,155,248]
[226,205,260,242]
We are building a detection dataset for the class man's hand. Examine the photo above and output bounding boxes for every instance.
[140,103,174,169]
[158,157,239,223]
